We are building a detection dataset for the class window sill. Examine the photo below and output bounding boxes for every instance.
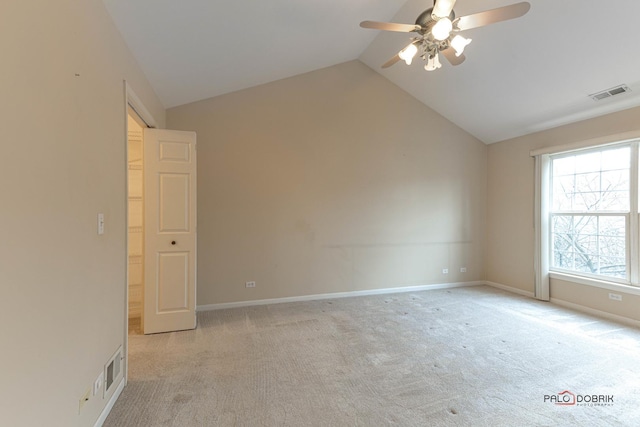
[549,271,640,296]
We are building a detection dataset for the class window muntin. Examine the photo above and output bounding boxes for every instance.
[550,145,631,281]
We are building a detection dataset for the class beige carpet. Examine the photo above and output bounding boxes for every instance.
[104,286,640,426]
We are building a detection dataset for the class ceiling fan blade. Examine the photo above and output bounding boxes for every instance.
[360,21,421,32]
[381,54,402,69]
[441,48,465,66]
[454,2,531,31]
[432,0,457,19]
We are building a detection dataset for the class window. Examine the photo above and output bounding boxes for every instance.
[549,142,639,285]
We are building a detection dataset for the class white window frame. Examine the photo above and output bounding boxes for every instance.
[549,142,635,284]
[538,139,640,292]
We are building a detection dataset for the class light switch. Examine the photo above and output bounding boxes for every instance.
[98,213,105,235]
[93,371,104,396]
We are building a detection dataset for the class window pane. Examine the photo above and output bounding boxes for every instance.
[572,191,598,211]
[574,252,597,274]
[600,170,629,211]
[599,216,625,237]
[553,250,573,270]
[601,169,628,189]
[574,215,597,235]
[575,172,600,193]
[551,214,627,279]
[575,232,597,255]
[553,156,575,176]
[598,257,626,278]
[553,234,572,252]
[552,176,574,210]
[574,152,601,173]
[601,147,630,171]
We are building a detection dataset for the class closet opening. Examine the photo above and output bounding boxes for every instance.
[127,107,146,335]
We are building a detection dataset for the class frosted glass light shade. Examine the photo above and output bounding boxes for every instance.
[432,18,453,41]
[451,35,472,56]
[424,53,442,71]
[432,0,456,19]
[399,43,418,65]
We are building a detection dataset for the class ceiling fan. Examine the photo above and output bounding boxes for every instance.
[360,0,530,71]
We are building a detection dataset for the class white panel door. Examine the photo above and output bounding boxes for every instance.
[143,129,197,334]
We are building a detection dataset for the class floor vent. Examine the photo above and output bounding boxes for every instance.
[590,84,631,101]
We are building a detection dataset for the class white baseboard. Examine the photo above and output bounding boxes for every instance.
[94,377,125,427]
[197,281,485,311]
[550,298,640,329]
[485,281,640,328]
[485,281,535,298]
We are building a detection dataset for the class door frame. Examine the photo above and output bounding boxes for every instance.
[123,82,158,384]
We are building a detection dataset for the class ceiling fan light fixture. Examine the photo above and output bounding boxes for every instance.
[432,18,453,41]
[360,1,532,71]
[399,43,418,65]
[450,35,472,56]
[424,53,442,71]
[432,0,456,19]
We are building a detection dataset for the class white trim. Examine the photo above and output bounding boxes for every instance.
[529,131,640,157]
[630,143,639,284]
[549,298,640,328]
[197,281,485,311]
[125,82,157,128]
[122,82,158,386]
[122,83,130,387]
[485,281,535,298]
[550,272,640,296]
[93,377,125,427]
[533,154,550,301]
[483,280,640,327]
[122,80,157,387]
[550,266,630,286]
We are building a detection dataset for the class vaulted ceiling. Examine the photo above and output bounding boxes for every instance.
[103,0,640,143]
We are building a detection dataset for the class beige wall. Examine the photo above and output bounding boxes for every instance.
[0,1,165,426]
[487,106,640,321]
[168,60,487,305]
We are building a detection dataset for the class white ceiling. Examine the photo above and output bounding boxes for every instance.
[103,0,640,143]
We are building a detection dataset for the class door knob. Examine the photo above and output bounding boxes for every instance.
[171,241,176,245]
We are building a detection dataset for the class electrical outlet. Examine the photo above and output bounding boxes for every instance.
[78,388,90,414]
[442,269,449,274]
[93,372,104,396]
[608,293,622,301]
[460,267,467,273]
[245,281,256,288]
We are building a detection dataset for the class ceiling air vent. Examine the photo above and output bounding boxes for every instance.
[590,84,631,101]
